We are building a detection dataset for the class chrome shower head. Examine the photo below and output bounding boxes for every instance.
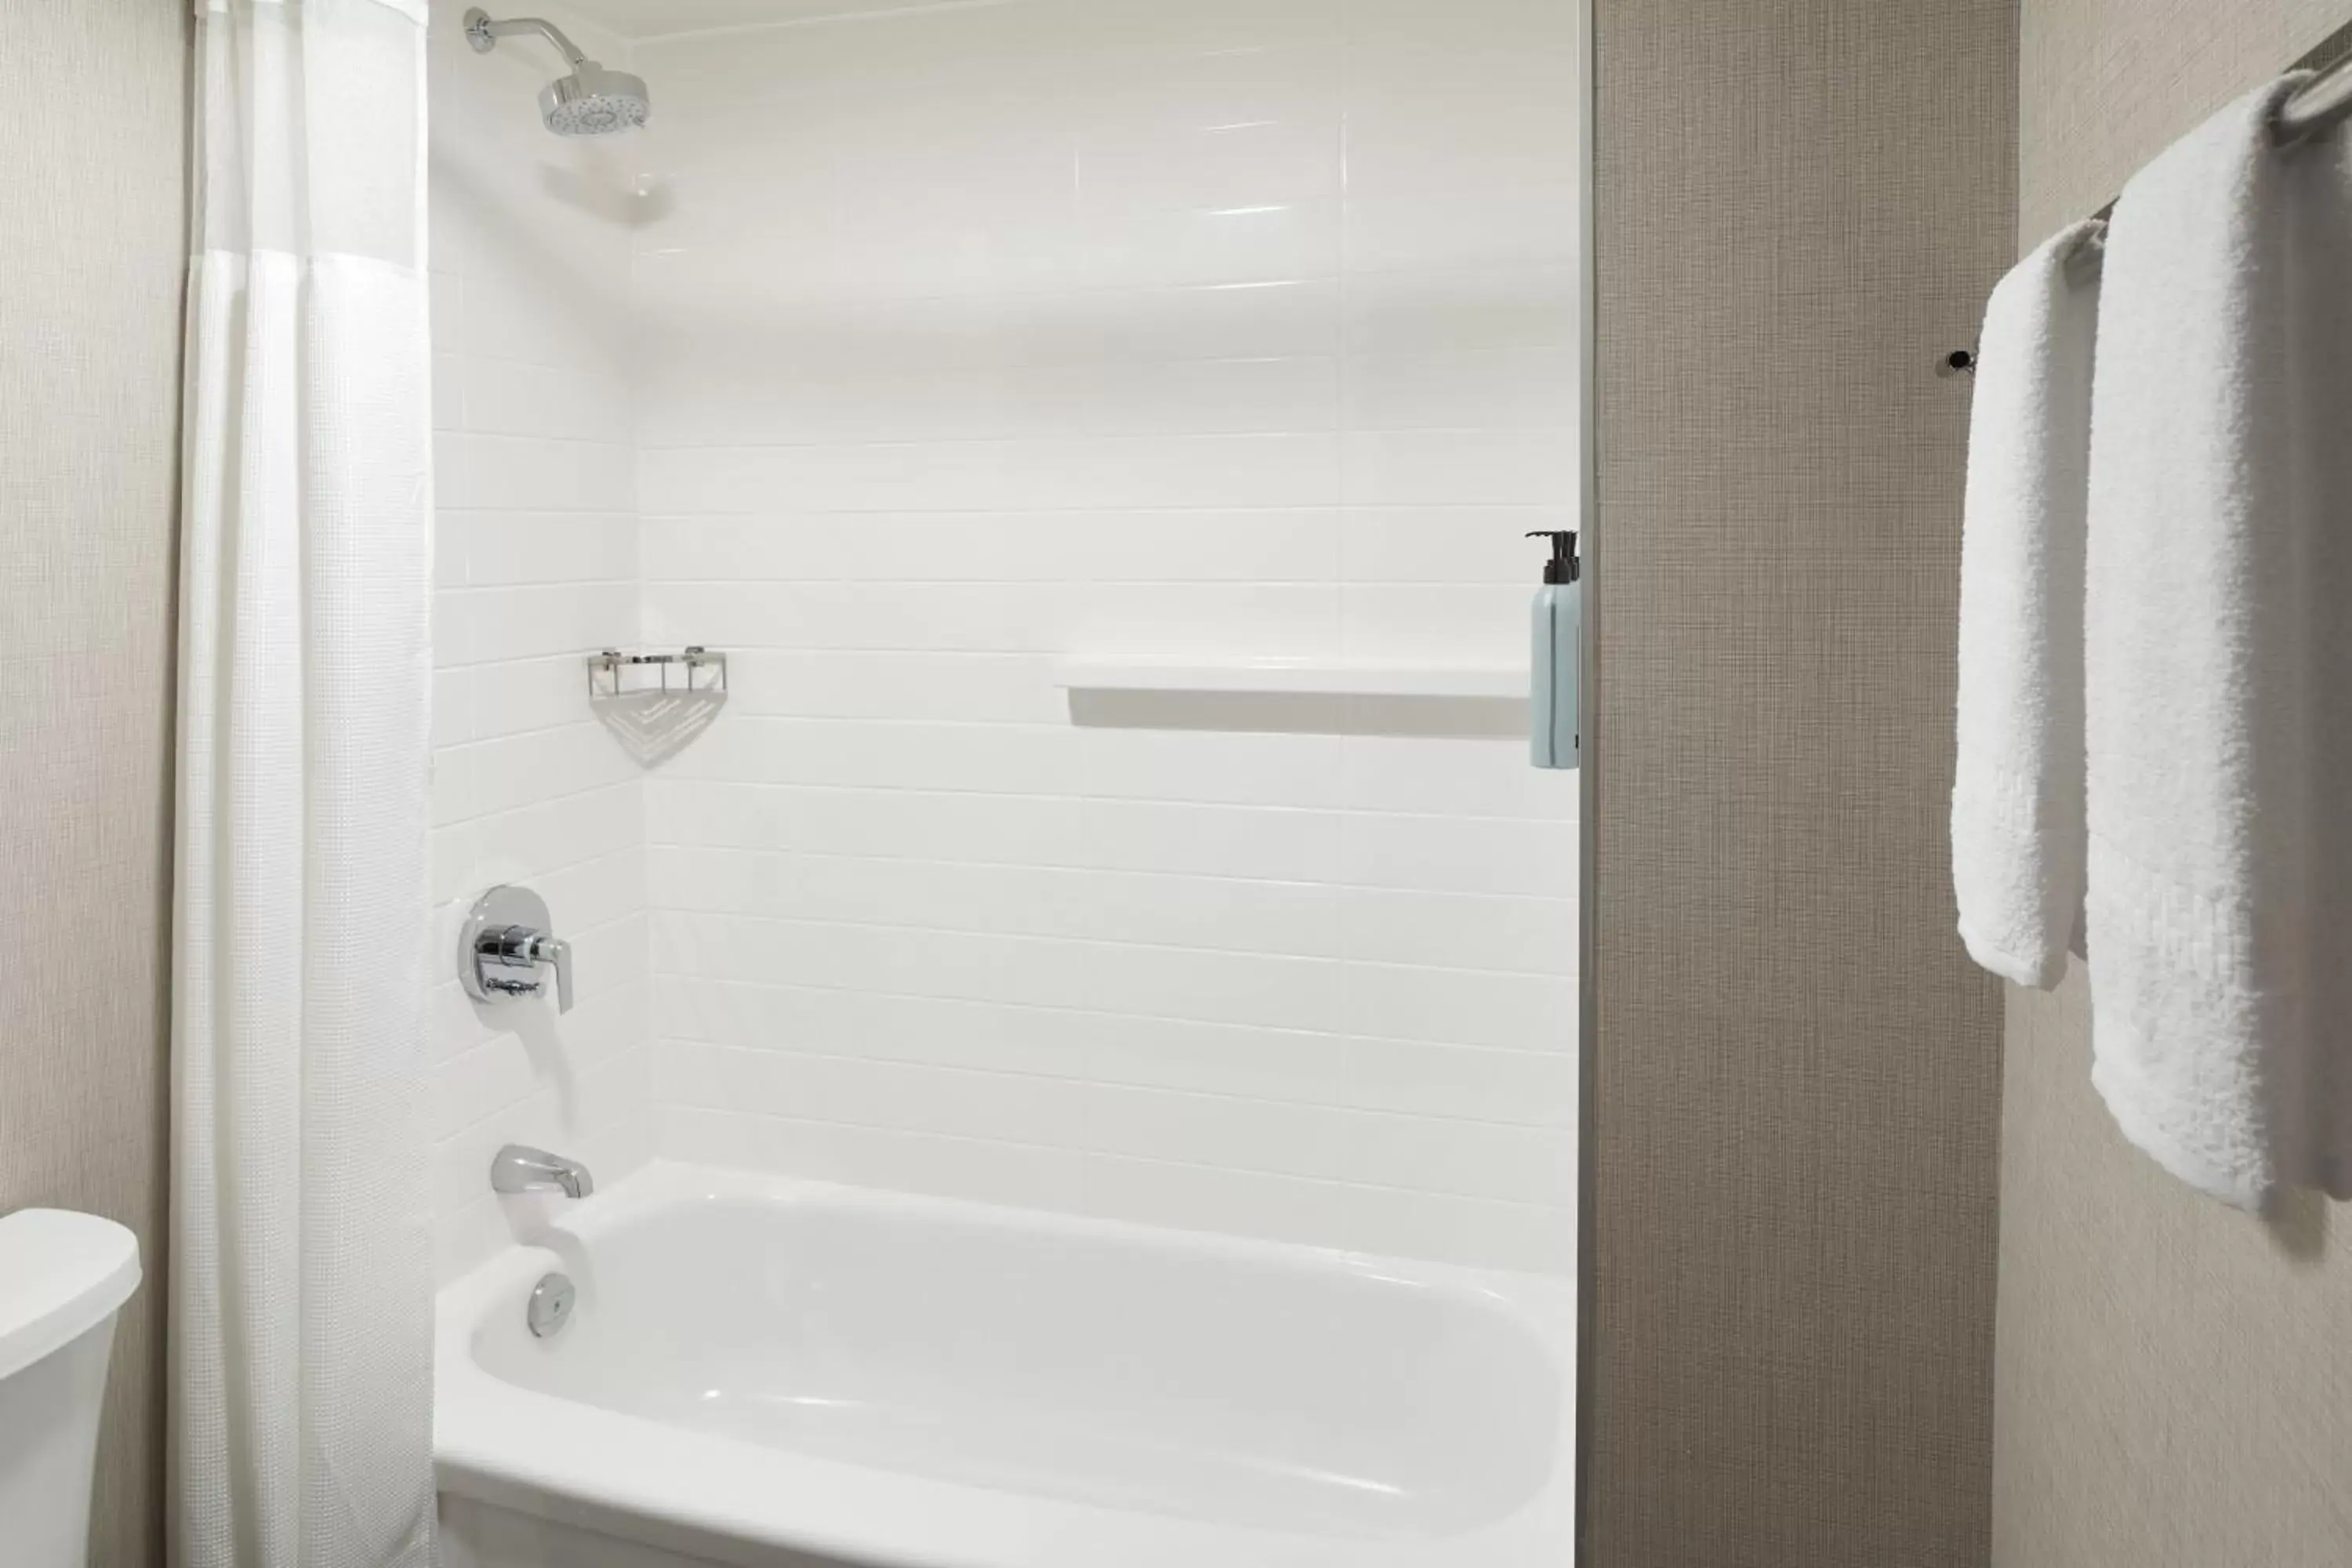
[464,9,650,137]
[538,63,651,136]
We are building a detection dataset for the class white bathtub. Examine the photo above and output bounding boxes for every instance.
[434,1163,1574,1568]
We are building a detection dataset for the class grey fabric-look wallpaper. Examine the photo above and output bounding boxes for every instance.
[1994,6,2352,1566]
[0,2,189,1564]
[1584,1,2015,1562]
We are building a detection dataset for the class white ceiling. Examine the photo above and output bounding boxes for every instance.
[554,0,945,39]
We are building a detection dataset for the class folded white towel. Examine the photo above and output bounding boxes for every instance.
[1952,220,2102,989]
[2084,73,2352,1209]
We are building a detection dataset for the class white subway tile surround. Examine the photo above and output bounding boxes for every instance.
[427,0,655,1283]
[428,0,1580,1281]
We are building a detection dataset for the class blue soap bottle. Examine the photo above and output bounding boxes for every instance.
[1527,530,1580,769]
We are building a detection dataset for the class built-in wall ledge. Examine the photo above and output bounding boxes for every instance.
[1051,657,1526,701]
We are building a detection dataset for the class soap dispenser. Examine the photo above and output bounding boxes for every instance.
[1527,530,1580,769]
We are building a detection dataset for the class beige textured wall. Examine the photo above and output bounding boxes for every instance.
[1995,8,2352,1566]
[2019,0,2350,241]
[1997,964,2352,1565]
[0,2,189,1564]
[1585,2,2014,1563]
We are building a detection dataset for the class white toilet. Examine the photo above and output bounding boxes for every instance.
[0,1209,141,1568]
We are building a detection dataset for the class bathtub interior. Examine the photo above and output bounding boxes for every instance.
[468,1191,1564,1541]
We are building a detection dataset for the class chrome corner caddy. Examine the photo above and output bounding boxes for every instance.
[586,647,728,767]
[586,646,727,701]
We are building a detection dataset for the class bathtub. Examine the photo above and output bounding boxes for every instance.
[434,1163,1575,1568]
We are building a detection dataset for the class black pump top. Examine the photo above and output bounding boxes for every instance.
[1526,530,1580,585]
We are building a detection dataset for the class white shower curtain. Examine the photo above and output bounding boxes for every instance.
[170,2,435,1565]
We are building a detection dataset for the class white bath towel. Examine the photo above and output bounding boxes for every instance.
[2084,73,2352,1209]
[1952,220,2103,989]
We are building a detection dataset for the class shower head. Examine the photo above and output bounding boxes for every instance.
[463,9,650,137]
[537,62,652,136]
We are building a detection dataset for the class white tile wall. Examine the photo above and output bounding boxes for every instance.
[423,0,1577,1278]
[426,0,655,1282]
[620,0,1582,1274]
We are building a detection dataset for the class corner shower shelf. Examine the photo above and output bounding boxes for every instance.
[1051,657,1526,700]
[586,647,728,767]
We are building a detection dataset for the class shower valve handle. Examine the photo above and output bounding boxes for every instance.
[521,932,574,1014]
[459,885,575,1014]
[538,934,574,1012]
[474,926,572,1014]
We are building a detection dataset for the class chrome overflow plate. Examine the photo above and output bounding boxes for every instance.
[527,1272,576,1338]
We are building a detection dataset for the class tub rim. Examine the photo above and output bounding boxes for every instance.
[434,1160,1576,1568]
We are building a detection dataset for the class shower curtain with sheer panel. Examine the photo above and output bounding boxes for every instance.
[171,2,435,1565]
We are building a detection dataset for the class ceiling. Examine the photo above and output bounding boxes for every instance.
[555,0,946,39]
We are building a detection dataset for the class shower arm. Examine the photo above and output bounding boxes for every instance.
[464,11,591,68]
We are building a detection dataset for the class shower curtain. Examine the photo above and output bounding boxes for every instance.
[170,2,435,1565]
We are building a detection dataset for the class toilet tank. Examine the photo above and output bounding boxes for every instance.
[0,1210,141,1568]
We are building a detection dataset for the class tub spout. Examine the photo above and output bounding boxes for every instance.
[492,1144,594,1200]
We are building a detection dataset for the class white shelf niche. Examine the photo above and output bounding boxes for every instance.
[1052,657,1526,700]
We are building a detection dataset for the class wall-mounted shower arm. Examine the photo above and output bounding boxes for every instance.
[465,10,590,69]
[463,7,649,136]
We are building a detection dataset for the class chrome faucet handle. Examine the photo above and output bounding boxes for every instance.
[491,1143,593,1199]
[459,885,575,1014]
[523,932,573,1012]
